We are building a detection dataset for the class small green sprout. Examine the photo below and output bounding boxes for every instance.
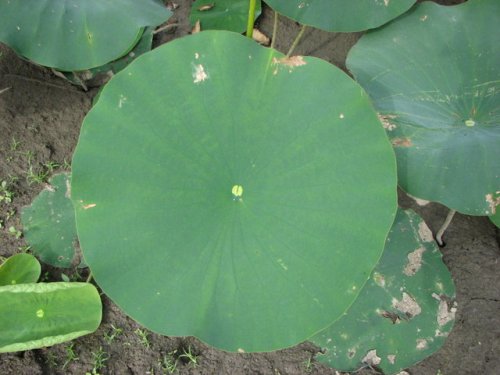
[104,324,123,344]
[6,209,15,221]
[8,226,22,239]
[134,328,151,349]
[178,345,198,367]
[159,352,178,374]
[26,165,49,185]
[62,343,79,370]
[88,346,109,374]
[18,245,31,253]
[303,356,313,373]
[0,180,14,204]
[44,160,60,173]
[45,351,58,368]
[10,137,20,151]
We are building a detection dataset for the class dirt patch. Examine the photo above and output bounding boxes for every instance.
[1,1,499,375]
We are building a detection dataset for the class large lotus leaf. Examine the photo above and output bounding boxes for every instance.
[0,0,171,71]
[21,173,82,268]
[190,0,262,33]
[71,30,397,352]
[346,0,500,215]
[311,209,456,373]
[264,0,416,32]
[0,254,41,286]
[0,282,102,353]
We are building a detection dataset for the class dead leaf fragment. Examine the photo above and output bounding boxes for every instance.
[379,310,401,324]
[65,177,72,199]
[403,247,425,276]
[362,350,381,366]
[273,55,307,68]
[198,3,215,11]
[485,192,500,214]
[252,28,270,46]
[391,137,412,147]
[378,113,397,131]
[192,20,201,34]
[418,221,434,242]
[392,292,421,318]
[433,293,457,326]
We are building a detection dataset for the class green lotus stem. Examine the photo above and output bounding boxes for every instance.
[86,271,94,283]
[436,209,456,246]
[271,11,278,49]
[287,24,307,57]
[246,0,257,39]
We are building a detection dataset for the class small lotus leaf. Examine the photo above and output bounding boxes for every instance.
[0,282,102,353]
[71,30,397,352]
[311,209,456,373]
[0,0,171,71]
[346,0,500,215]
[0,254,41,286]
[21,173,82,268]
[264,0,416,32]
[190,0,262,33]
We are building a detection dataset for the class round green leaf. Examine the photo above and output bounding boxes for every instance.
[0,0,172,71]
[346,0,500,215]
[311,209,456,373]
[0,282,102,353]
[0,254,41,286]
[190,0,262,33]
[21,173,82,268]
[264,0,416,32]
[71,30,397,352]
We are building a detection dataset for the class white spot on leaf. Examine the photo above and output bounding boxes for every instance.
[416,339,428,350]
[193,64,208,83]
[362,350,381,366]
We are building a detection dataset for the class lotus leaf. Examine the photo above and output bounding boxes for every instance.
[347,0,500,215]
[264,0,416,32]
[312,209,456,374]
[0,282,102,353]
[71,30,397,352]
[0,0,171,71]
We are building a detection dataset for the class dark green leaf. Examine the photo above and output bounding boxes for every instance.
[71,30,397,352]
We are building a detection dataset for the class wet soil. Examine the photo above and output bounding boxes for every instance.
[1,1,498,374]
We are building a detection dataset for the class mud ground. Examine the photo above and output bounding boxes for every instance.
[1,1,498,374]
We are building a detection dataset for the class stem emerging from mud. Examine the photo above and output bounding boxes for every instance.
[287,24,307,57]
[86,271,94,283]
[246,0,257,39]
[271,11,278,49]
[436,209,456,246]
